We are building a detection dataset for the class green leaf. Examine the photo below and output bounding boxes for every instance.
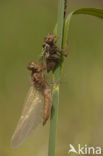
[63,8,103,49]
[74,8,103,19]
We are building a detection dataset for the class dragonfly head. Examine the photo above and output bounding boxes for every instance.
[27,62,42,72]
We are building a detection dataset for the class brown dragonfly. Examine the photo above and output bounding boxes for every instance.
[11,62,52,148]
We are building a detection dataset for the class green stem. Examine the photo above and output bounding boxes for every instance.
[48,0,65,156]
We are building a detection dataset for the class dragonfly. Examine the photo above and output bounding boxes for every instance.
[11,62,52,148]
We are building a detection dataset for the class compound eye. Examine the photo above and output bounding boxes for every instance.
[27,62,35,70]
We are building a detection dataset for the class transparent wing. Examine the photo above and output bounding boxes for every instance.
[11,86,44,148]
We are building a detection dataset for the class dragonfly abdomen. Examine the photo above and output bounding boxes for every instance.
[43,89,52,125]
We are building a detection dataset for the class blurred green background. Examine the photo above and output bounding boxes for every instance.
[0,0,103,156]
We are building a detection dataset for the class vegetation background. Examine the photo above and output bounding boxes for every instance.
[0,0,103,155]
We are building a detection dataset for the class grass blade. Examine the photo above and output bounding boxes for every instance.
[63,8,103,49]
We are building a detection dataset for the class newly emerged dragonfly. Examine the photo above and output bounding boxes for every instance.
[11,62,52,148]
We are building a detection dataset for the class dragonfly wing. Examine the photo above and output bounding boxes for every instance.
[11,86,44,148]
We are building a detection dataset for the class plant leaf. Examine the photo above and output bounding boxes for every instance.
[63,8,103,49]
[74,8,103,19]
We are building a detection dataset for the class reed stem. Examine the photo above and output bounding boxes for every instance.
[48,0,65,156]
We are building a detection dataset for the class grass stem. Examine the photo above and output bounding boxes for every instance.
[48,0,65,156]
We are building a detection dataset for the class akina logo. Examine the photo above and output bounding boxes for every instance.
[68,144,102,155]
